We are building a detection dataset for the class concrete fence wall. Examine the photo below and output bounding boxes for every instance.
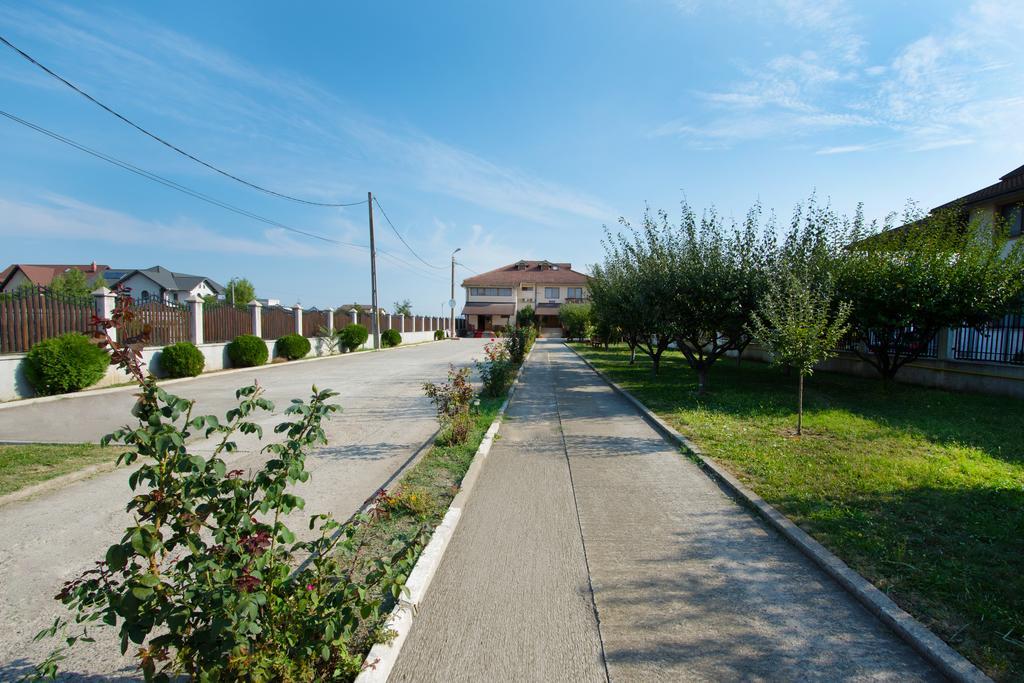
[0,291,448,402]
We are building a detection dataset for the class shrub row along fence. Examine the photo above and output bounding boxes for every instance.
[0,286,94,354]
[0,288,450,355]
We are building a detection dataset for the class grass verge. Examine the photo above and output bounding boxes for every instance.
[0,443,114,496]
[573,343,1024,682]
[339,392,508,668]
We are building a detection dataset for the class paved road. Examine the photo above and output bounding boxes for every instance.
[0,339,488,682]
[391,341,939,682]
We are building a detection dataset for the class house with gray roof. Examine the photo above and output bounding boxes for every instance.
[113,265,225,303]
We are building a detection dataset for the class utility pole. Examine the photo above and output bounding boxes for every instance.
[450,247,461,339]
[367,191,380,350]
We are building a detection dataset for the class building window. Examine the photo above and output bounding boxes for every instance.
[521,286,533,291]
[544,287,560,299]
[567,287,583,299]
[1001,203,1023,237]
[141,291,150,302]
[469,287,512,296]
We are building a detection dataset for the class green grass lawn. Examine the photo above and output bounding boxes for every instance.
[573,344,1024,682]
[0,443,115,496]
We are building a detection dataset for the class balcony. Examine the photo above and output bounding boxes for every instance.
[564,297,589,304]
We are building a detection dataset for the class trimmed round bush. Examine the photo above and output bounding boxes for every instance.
[160,341,205,378]
[24,332,110,396]
[382,328,402,348]
[227,334,269,368]
[338,323,368,352]
[276,333,311,360]
[434,329,445,341]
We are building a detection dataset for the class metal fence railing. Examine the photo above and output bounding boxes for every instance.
[0,286,94,354]
[836,328,938,359]
[954,313,1024,364]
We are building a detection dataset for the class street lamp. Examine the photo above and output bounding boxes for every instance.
[450,248,461,339]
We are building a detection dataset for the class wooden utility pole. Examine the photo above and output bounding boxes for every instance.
[367,191,380,350]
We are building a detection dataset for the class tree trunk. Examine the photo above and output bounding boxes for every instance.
[696,366,709,394]
[797,373,804,436]
[651,354,660,375]
[629,343,637,364]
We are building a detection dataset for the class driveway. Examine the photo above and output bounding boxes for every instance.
[0,339,488,681]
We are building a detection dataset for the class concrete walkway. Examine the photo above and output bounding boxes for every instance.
[391,341,940,682]
[0,339,489,682]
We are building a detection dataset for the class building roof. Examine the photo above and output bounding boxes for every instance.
[934,163,1024,211]
[462,302,515,316]
[116,266,225,295]
[461,260,589,287]
[0,263,109,289]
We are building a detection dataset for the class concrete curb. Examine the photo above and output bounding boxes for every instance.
[0,339,447,411]
[355,345,534,683]
[565,344,990,683]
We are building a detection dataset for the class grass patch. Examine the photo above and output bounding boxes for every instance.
[0,443,114,496]
[339,393,507,666]
[573,343,1024,682]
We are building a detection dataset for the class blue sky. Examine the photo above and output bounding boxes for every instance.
[1,1,1022,312]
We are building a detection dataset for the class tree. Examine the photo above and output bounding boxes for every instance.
[838,207,1024,381]
[559,302,592,341]
[225,277,256,309]
[747,273,851,435]
[515,305,536,329]
[393,299,413,316]
[50,269,102,299]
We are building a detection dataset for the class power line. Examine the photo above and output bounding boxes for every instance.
[455,261,481,275]
[0,109,368,248]
[0,34,366,208]
[371,196,446,270]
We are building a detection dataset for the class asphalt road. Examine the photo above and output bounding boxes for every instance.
[0,339,488,682]
[391,341,939,682]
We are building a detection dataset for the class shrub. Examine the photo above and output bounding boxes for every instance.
[507,326,536,364]
[382,485,436,517]
[382,328,402,348]
[159,341,205,378]
[477,340,516,397]
[276,333,311,360]
[434,329,445,341]
[423,365,475,445]
[338,323,368,352]
[24,333,110,396]
[559,302,592,342]
[227,334,268,367]
[516,305,536,329]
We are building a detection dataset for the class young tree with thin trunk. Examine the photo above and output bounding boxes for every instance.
[747,274,851,435]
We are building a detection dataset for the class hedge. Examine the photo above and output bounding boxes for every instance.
[381,328,402,348]
[160,342,205,378]
[338,324,368,352]
[228,334,269,367]
[276,334,311,360]
[24,333,110,396]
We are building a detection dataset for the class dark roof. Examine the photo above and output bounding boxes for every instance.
[934,163,1024,211]
[462,260,589,287]
[116,266,225,295]
[462,302,515,316]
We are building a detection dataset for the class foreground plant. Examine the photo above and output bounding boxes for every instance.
[32,289,422,682]
[423,364,475,445]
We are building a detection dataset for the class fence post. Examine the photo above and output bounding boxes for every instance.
[937,327,954,361]
[93,287,118,343]
[293,303,303,336]
[188,296,204,345]
[249,300,263,337]
[326,309,334,334]
[351,309,358,326]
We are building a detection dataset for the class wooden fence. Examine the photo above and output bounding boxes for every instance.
[125,298,189,347]
[261,306,294,339]
[302,309,330,337]
[0,286,94,354]
[204,302,251,343]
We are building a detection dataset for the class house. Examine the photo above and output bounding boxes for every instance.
[461,260,589,336]
[113,266,224,303]
[933,163,1024,240]
[0,262,109,292]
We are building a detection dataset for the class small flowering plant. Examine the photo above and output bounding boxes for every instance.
[423,364,475,445]
[32,290,424,682]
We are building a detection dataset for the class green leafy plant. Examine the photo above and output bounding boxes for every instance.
[31,288,425,682]
[225,277,256,309]
[506,326,535,364]
[558,302,592,341]
[515,305,536,329]
[476,340,516,398]
[423,365,475,446]
[747,273,851,434]
[24,332,110,395]
[49,268,105,298]
[276,333,311,360]
[338,324,368,352]
[433,329,445,341]
[392,299,412,316]
[381,328,402,348]
[227,334,269,367]
[158,341,205,378]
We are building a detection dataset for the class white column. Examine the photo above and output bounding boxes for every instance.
[326,309,334,335]
[936,327,955,361]
[350,309,358,326]
[92,287,118,343]
[293,303,303,335]
[188,296,204,345]
[249,300,263,337]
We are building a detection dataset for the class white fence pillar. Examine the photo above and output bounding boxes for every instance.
[249,300,263,337]
[350,309,358,326]
[92,287,117,342]
[188,296,204,345]
[326,309,334,334]
[293,303,303,335]
[937,327,955,361]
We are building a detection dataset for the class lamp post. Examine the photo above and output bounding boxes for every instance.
[450,247,461,339]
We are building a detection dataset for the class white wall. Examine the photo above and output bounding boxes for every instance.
[1,270,30,292]
[119,272,163,302]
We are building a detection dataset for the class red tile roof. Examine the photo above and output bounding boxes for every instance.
[461,260,589,287]
[0,263,109,289]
